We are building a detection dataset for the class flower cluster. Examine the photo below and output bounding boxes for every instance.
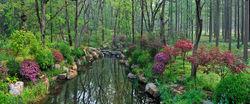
[154,52,171,63]
[20,60,41,82]
[153,62,166,74]
[174,39,193,53]
[153,51,171,74]
[53,50,64,63]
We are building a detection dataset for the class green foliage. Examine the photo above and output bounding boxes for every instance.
[143,64,153,79]
[8,30,41,57]
[45,69,66,78]
[132,68,143,75]
[176,89,205,104]
[6,76,19,84]
[0,82,8,93]
[72,48,85,59]
[130,49,151,66]
[196,72,221,91]
[35,48,54,71]
[56,42,73,64]
[214,73,250,103]
[21,82,48,103]
[7,58,20,76]
[0,81,47,104]
[0,91,19,104]
[159,84,174,103]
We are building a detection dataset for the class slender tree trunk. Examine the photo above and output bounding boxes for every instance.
[160,0,166,45]
[65,0,72,46]
[243,0,249,62]
[131,0,135,44]
[209,0,213,43]
[75,0,79,48]
[50,0,53,42]
[214,0,220,47]
[191,0,203,79]
[140,0,144,47]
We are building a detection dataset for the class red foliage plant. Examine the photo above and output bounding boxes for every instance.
[53,50,64,63]
[174,39,193,53]
[187,47,247,73]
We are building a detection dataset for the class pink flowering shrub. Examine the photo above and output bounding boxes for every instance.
[53,50,64,63]
[20,60,41,82]
[174,39,193,53]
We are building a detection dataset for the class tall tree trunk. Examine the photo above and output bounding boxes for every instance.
[50,0,53,43]
[209,0,213,43]
[160,0,166,45]
[35,0,46,46]
[243,0,249,62]
[75,0,79,48]
[131,0,135,44]
[140,0,144,47]
[65,0,72,46]
[191,0,203,79]
[237,0,240,49]
[214,0,220,47]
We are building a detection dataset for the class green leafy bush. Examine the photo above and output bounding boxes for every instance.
[7,58,20,76]
[137,50,151,66]
[8,30,41,57]
[0,91,19,104]
[130,49,151,66]
[214,73,250,103]
[197,73,221,91]
[176,89,205,104]
[35,48,54,71]
[72,48,85,59]
[56,42,73,64]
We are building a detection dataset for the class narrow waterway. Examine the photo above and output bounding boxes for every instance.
[43,58,157,104]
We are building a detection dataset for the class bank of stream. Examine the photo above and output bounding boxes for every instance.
[42,58,158,104]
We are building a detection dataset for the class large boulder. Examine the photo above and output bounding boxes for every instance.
[72,63,78,71]
[66,68,77,79]
[92,51,99,59]
[145,83,159,98]
[57,73,67,80]
[127,73,136,79]
[9,81,24,96]
[86,54,93,62]
[54,64,61,69]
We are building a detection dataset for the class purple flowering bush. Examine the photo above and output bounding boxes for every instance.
[20,60,41,82]
[154,52,171,63]
[153,62,166,74]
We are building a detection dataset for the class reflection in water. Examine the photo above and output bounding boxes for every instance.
[44,58,157,104]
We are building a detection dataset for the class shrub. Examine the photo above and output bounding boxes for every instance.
[174,39,193,53]
[137,50,151,66]
[72,48,85,59]
[197,73,221,91]
[153,62,166,74]
[7,58,20,76]
[214,73,250,103]
[35,48,54,71]
[154,52,171,63]
[52,50,64,63]
[8,30,41,57]
[20,60,41,82]
[56,42,73,64]
[176,89,205,104]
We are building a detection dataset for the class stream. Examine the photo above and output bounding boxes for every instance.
[42,58,158,104]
